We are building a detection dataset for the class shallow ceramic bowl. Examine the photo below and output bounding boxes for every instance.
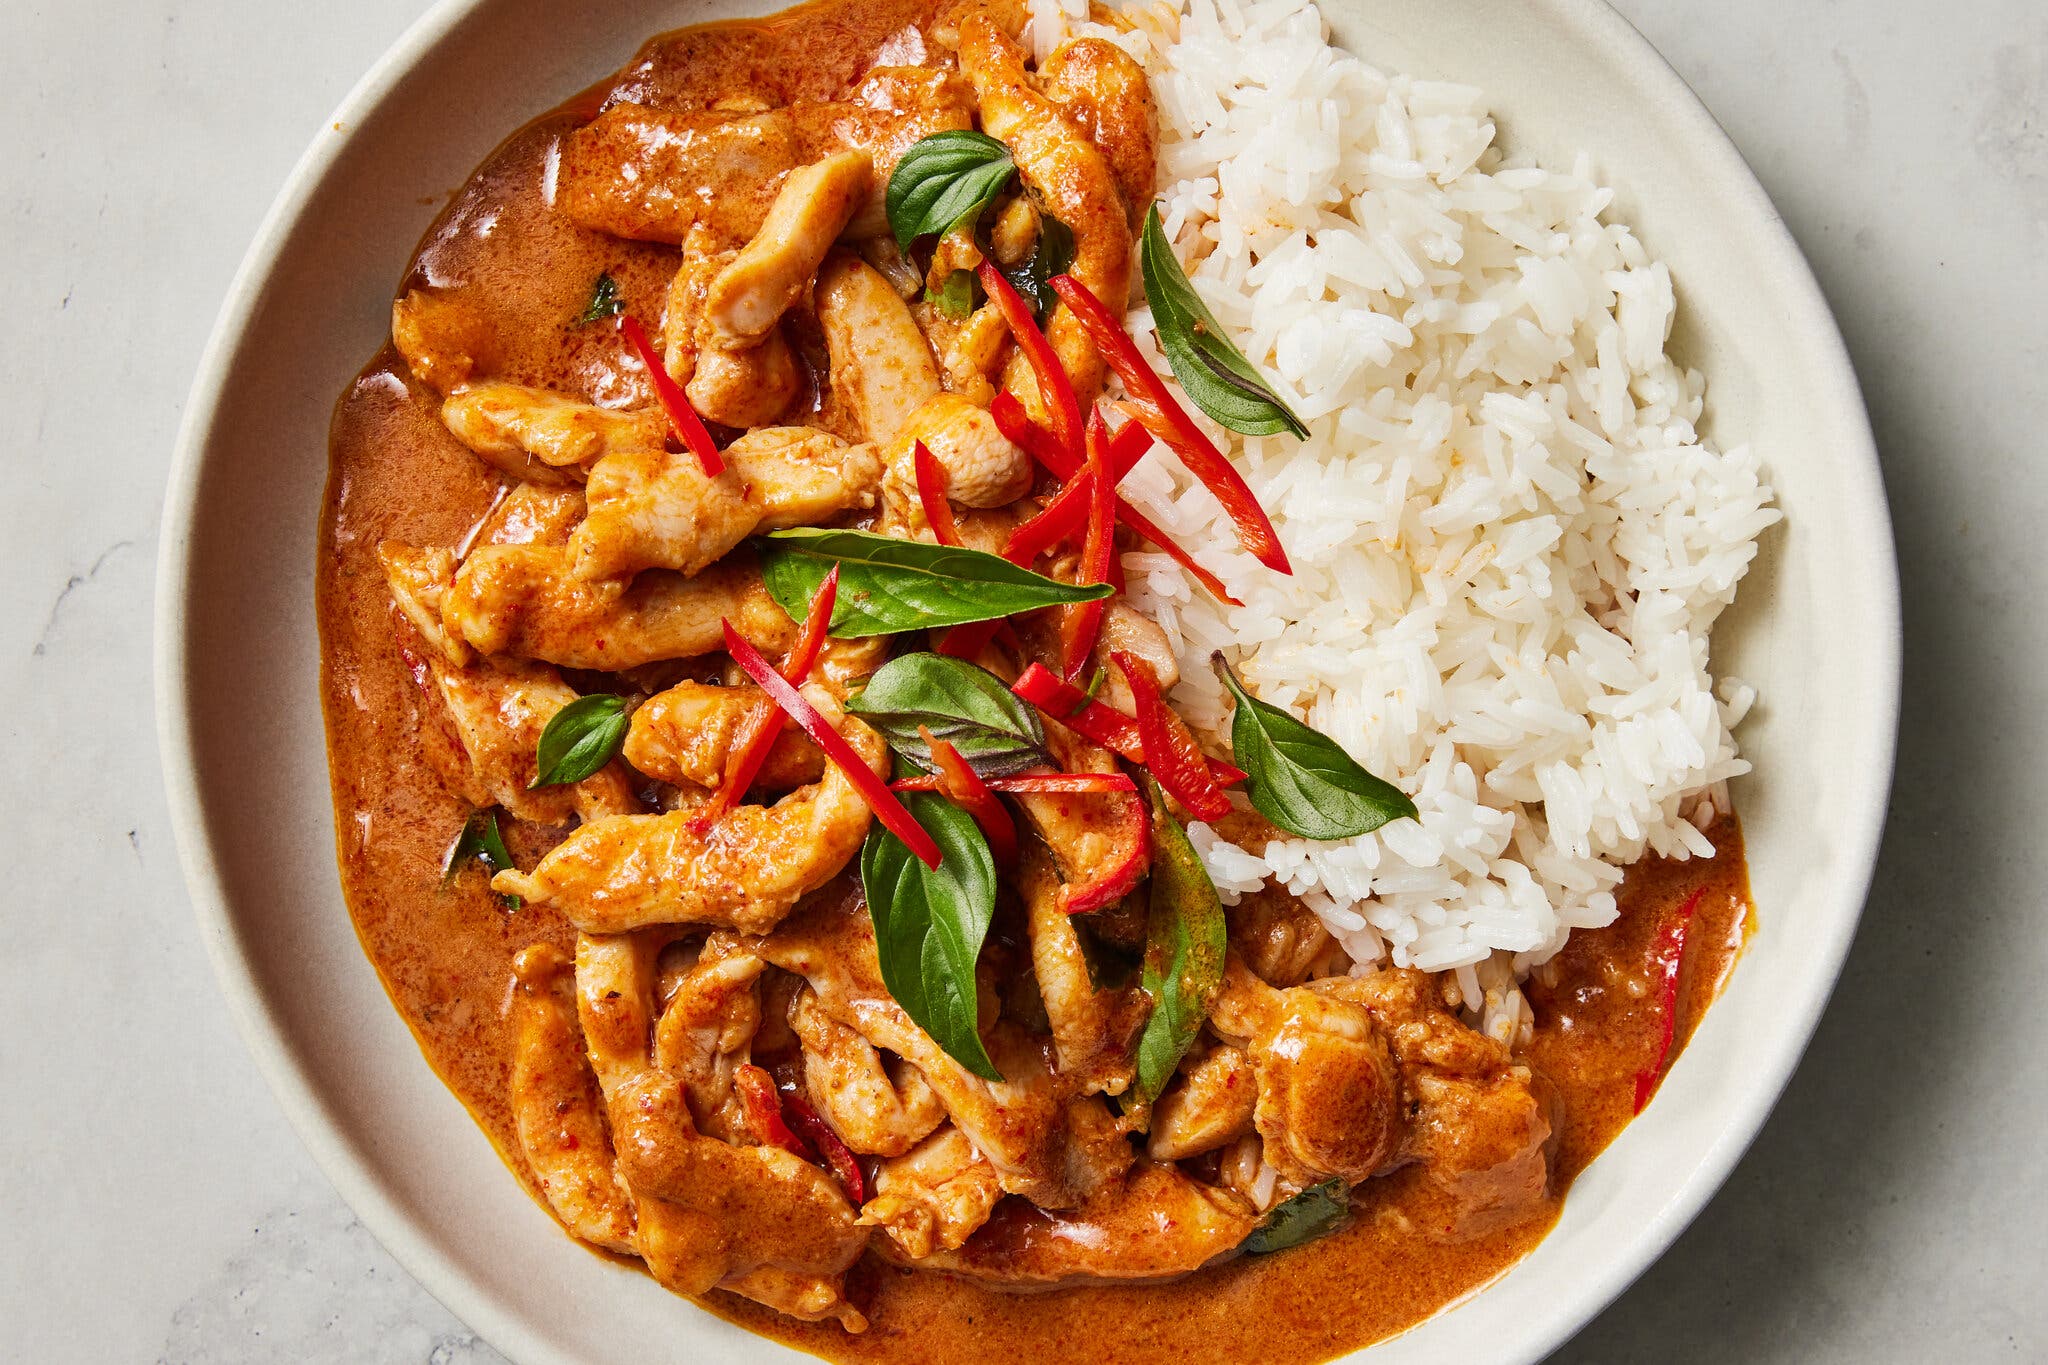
[156,0,1899,1359]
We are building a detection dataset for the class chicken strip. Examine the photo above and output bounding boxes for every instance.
[858,1125,1004,1259]
[879,393,1031,533]
[754,884,1130,1209]
[625,680,825,793]
[958,12,1133,409]
[1038,38,1159,227]
[508,944,637,1254]
[815,251,942,444]
[1146,1041,1256,1161]
[704,150,871,347]
[914,1161,1255,1284]
[663,223,802,431]
[794,67,977,239]
[493,689,886,934]
[442,543,796,670]
[392,287,492,394]
[424,655,639,825]
[651,930,767,1145]
[791,986,947,1157]
[574,931,868,1329]
[439,383,668,486]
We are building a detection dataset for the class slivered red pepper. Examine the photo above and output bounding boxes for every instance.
[1633,886,1706,1113]
[618,314,724,477]
[735,1064,807,1156]
[691,565,838,835]
[1115,650,1232,821]
[724,622,943,868]
[1011,662,1245,788]
[1059,409,1119,679]
[920,727,1019,866]
[1049,274,1289,574]
[911,440,962,547]
[891,771,1137,794]
[992,391,1241,606]
[979,261,1082,462]
[1005,471,1097,566]
[780,1090,866,1204]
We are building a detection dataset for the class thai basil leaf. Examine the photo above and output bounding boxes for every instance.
[1212,654,1417,840]
[442,809,521,909]
[1139,206,1309,439]
[928,268,977,319]
[758,528,1113,637]
[861,791,1003,1081]
[574,271,624,325]
[1133,774,1228,1104]
[530,693,629,788]
[998,212,1075,320]
[886,131,1015,248]
[1242,1179,1352,1255]
[846,652,1050,778]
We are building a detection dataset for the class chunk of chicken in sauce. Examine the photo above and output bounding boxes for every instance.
[567,425,882,581]
[439,383,669,486]
[858,1124,1005,1259]
[573,931,869,1328]
[624,680,825,793]
[1021,844,1146,1095]
[789,986,947,1156]
[495,689,887,933]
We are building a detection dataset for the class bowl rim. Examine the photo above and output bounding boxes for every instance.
[154,0,1900,1361]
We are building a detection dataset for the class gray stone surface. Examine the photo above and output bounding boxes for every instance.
[1,0,2039,1359]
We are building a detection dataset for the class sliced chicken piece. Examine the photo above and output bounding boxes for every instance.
[1021,845,1146,1095]
[915,1161,1256,1284]
[1096,602,1181,706]
[1013,716,1150,911]
[1209,956,1402,1187]
[660,223,802,431]
[559,105,802,244]
[959,12,1134,410]
[858,1125,1004,1258]
[426,655,640,824]
[440,383,668,486]
[880,393,1031,529]
[379,542,470,666]
[624,681,825,793]
[568,449,759,582]
[754,885,1129,1209]
[392,288,492,395]
[494,690,885,934]
[705,151,872,347]
[1146,1042,1256,1161]
[508,945,637,1253]
[472,483,587,548]
[725,426,885,530]
[574,931,868,1330]
[815,251,942,444]
[651,930,766,1145]
[1038,38,1159,228]
[442,543,795,670]
[791,986,947,1157]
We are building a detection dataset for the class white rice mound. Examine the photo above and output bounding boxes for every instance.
[1037,0,1780,1040]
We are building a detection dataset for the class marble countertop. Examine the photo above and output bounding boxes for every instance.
[3,0,2041,1359]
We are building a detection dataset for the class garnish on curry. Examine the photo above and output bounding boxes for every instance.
[317,0,1754,1357]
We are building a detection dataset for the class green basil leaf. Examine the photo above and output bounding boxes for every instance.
[1242,1179,1352,1255]
[759,528,1113,637]
[886,131,1016,249]
[531,693,630,788]
[1212,654,1418,840]
[573,271,624,325]
[998,212,1075,320]
[442,809,521,909]
[928,268,977,319]
[861,791,1003,1081]
[846,652,1050,777]
[1133,773,1228,1103]
[1139,206,1309,439]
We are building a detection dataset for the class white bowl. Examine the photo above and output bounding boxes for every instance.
[155,0,1899,1360]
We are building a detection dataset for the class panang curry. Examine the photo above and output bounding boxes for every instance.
[317,0,1753,1358]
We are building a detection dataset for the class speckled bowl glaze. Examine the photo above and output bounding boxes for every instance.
[156,0,1899,1359]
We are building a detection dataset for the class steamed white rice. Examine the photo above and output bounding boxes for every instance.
[1038,0,1778,1041]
